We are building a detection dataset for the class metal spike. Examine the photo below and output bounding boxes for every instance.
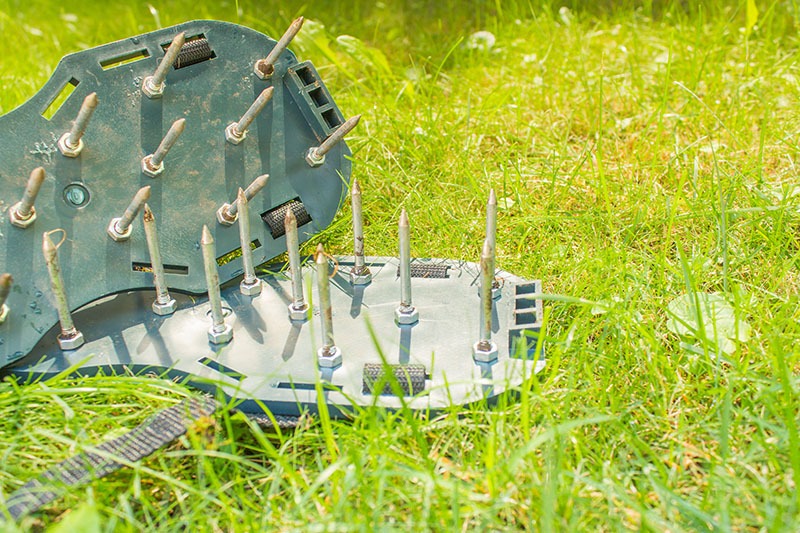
[217,173,270,225]
[316,243,342,367]
[306,115,361,167]
[349,178,371,285]
[9,167,45,228]
[143,205,177,315]
[142,118,186,177]
[237,188,262,296]
[42,231,84,350]
[142,32,186,98]
[485,189,501,298]
[108,186,151,241]
[473,239,498,362]
[0,273,12,324]
[58,92,98,157]
[394,209,419,325]
[285,209,308,321]
[226,87,274,145]
[254,16,305,79]
[201,225,233,344]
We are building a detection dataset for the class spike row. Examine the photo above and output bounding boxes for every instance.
[201,225,233,344]
[254,17,304,79]
[217,173,269,225]
[394,208,419,325]
[284,209,309,321]
[315,243,342,367]
[349,178,371,285]
[142,32,186,98]
[58,92,99,157]
[143,205,177,315]
[306,115,361,167]
[237,189,263,296]
[0,273,11,323]
[9,167,46,229]
[226,87,274,145]
[107,186,151,241]
[42,230,84,350]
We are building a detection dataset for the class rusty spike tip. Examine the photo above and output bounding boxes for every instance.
[284,206,297,224]
[173,118,186,132]
[315,243,325,261]
[42,232,56,258]
[293,16,305,28]
[0,273,12,287]
[237,187,247,204]
[201,224,213,244]
[351,177,361,195]
[143,203,154,221]
[85,92,99,108]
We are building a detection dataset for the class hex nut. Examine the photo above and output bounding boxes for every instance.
[152,297,177,316]
[107,218,132,242]
[58,330,85,351]
[288,302,309,322]
[225,122,246,145]
[349,268,372,286]
[141,154,164,178]
[8,203,36,228]
[208,323,233,345]
[141,76,164,99]
[472,340,499,363]
[57,132,83,158]
[305,147,325,167]
[394,306,419,326]
[216,204,237,226]
[253,59,274,80]
[318,345,342,368]
[240,278,263,296]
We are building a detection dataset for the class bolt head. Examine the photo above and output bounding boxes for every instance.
[305,147,325,167]
[8,203,36,228]
[152,297,177,316]
[225,122,246,145]
[239,278,263,296]
[318,345,342,368]
[208,323,233,345]
[349,268,372,286]
[216,204,237,226]
[253,59,274,80]
[0,304,9,324]
[288,302,309,322]
[472,340,499,363]
[394,306,419,326]
[141,154,164,178]
[142,76,164,99]
[107,218,132,242]
[57,132,83,158]
[58,330,85,351]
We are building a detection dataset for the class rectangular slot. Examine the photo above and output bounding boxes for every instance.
[261,199,312,239]
[515,310,538,326]
[396,263,450,279]
[41,78,79,120]
[198,357,244,382]
[132,262,189,275]
[165,35,216,69]
[515,296,537,310]
[294,65,317,86]
[509,329,541,360]
[308,87,328,107]
[321,108,343,129]
[100,49,150,70]
[515,282,538,296]
[216,239,262,267]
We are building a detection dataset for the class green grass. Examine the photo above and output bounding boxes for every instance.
[2,0,800,529]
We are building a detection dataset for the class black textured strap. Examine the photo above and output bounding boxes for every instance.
[3,396,218,521]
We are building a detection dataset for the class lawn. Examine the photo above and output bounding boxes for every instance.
[1,0,799,530]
